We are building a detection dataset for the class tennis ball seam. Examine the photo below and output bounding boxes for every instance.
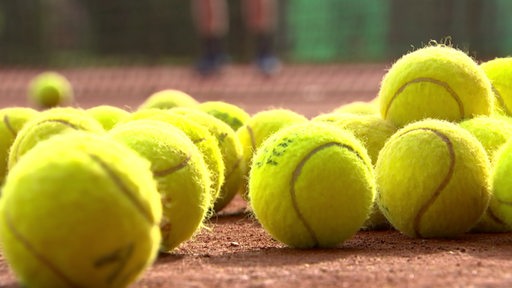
[152,154,191,177]
[93,243,135,285]
[491,85,511,115]
[3,115,16,137]
[246,125,257,151]
[384,77,464,119]
[290,141,368,248]
[486,207,507,226]
[398,128,456,238]
[3,209,80,287]
[88,153,155,224]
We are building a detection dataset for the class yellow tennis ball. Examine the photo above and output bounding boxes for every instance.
[0,132,162,288]
[249,122,376,248]
[332,101,379,115]
[86,105,130,130]
[109,120,212,252]
[170,107,245,212]
[0,107,38,183]
[8,107,105,169]
[487,139,512,231]
[312,113,397,230]
[236,109,308,175]
[378,45,494,127]
[376,119,491,238]
[198,101,251,131]
[481,57,512,116]
[121,109,225,210]
[139,89,198,110]
[28,71,73,109]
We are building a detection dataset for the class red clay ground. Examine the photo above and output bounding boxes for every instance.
[1,64,512,287]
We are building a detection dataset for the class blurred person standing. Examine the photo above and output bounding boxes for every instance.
[192,0,280,76]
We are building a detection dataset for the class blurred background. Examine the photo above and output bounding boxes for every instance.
[0,0,510,115]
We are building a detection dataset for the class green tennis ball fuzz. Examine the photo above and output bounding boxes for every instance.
[0,132,162,288]
[481,57,512,116]
[378,45,494,127]
[375,119,491,238]
[312,113,397,229]
[333,101,379,115]
[249,122,376,248]
[198,101,251,131]
[8,107,105,169]
[0,107,38,183]
[139,89,198,110]
[86,105,130,130]
[488,139,512,231]
[109,120,212,252]
[28,72,73,109]
[170,107,245,212]
[121,109,225,210]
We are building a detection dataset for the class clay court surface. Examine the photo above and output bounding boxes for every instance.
[0,64,512,287]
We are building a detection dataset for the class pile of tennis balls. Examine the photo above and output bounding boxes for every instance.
[2,43,512,286]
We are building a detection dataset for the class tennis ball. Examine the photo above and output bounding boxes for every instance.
[139,89,198,110]
[0,132,162,288]
[109,120,211,252]
[236,109,308,199]
[249,122,375,248]
[333,101,379,115]
[198,101,251,131]
[0,107,38,183]
[481,57,512,116]
[487,139,512,232]
[170,107,245,212]
[86,105,130,130]
[312,113,397,230]
[376,119,491,238]
[8,107,105,169]
[378,45,494,127]
[28,71,73,109]
[121,109,225,209]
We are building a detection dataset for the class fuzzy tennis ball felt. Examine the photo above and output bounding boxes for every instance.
[0,107,38,183]
[28,71,73,109]
[121,109,225,209]
[0,132,162,288]
[8,107,105,169]
[139,89,198,110]
[249,122,376,248]
[86,105,130,130]
[375,119,491,238]
[236,109,308,199]
[170,107,245,212]
[198,101,251,131]
[109,120,212,252]
[378,45,494,127]
[312,113,397,230]
[333,101,379,115]
[486,138,512,232]
[481,57,512,116]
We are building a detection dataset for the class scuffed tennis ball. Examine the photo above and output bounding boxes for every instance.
[376,119,491,238]
[249,122,376,248]
[109,120,212,252]
[378,44,494,127]
[481,57,512,116]
[139,89,198,110]
[28,71,73,109]
[8,107,105,169]
[0,132,162,287]
[198,101,250,131]
[86,105,130,130]
[0,107,38,183]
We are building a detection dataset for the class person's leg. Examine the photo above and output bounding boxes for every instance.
[192,0,229,76]
[243,0,280,75]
